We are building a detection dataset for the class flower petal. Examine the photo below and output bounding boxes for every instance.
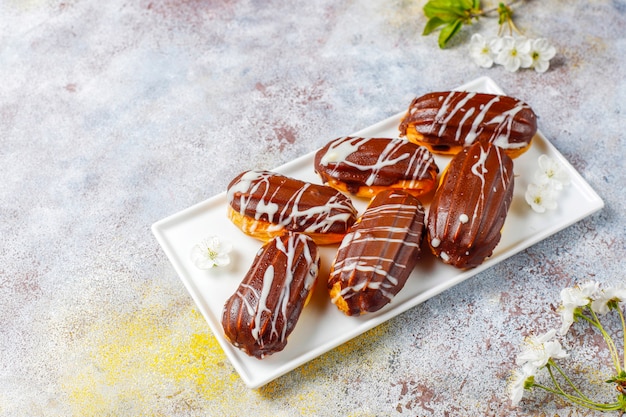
[525,182,558,213]
[469,33,496,68]
[190,235,233,270]
[516,329,567,369]
[508,364,536,406]
[591,286,626,314]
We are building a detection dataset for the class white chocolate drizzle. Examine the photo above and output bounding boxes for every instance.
[232,233,318,356]
[429,92,532,149]
[318,137,435,186]
[330,198,423,307]
[227,170,356,235]
[470,145,489,225]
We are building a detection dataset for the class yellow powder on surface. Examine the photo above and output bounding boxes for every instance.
[60,283,392,416]
[60,300,239,416]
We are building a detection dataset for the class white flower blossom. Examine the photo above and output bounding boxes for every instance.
[558,281,600,335]
[190,235,233,269]
[529,38,556,73]
[516,329,568,369]
[509,281,625,409]
[508,363,536,406]
[590,286,626,315]
[535,154,570,190]
[494,36,532,72]
[466,34,554,74]
[525,182,558,213]
[469,33,499,68]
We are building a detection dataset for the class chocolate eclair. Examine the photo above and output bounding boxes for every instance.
[221,232,320,359]
[328,189,425,315]
[427,141,514,269]
[314,136,439,198]
[399,91,537,158]
[226,170,358,245]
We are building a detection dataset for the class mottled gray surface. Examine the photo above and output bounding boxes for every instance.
[1,0,625,415]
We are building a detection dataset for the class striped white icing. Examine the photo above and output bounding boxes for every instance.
[330,199,423,306]
[318,137,434,186]
[227,170,356,234]
[469,144,490,224]
[430,92,532,149]
[233,233,318,356]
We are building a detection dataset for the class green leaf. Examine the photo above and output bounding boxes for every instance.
[422,17,447,35]
[424,0,460,9]
[422,0,479,48]
[438,19,463,48]
[424,11,459,23]
[423,0,467,19]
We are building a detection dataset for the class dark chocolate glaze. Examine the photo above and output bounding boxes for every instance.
[328,189,425,315]
[226,170,357,235]
[398,91,537,153]
[427,142,514,269]
[313,136,439,195]
[221,233,320,359]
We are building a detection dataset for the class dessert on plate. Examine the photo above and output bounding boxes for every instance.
[221,232,320,359]
[314,136,439,198]
[328,189,426,315]
[426,141,515,269]
[226,170,358,245]
[399,91,537,158]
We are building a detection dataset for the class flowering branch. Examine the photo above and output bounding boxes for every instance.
[422,0,557,73]
[546,362,623,411]
[549,361,592,403]
[589,308,623,374]
[422,0,525,48]
[479,0,523,16]
[617,309,626,369]
[508,281,626,412]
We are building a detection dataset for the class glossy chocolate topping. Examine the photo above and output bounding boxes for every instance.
[398,91,537,153]
[221,233,320,359]
[314,136,439,194]
[328,189,425,315]
[427,142,514,269]
[227,170,358,236]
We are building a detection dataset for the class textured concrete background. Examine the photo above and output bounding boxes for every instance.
[1,0,625,415]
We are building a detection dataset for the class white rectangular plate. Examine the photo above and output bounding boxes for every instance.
[152,76,604,389]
